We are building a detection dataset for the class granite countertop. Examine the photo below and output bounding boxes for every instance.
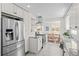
[29,36,38,39]
[63,37,79,56]
[36,33,46,36]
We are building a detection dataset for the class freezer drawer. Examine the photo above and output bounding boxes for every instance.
[2,43,17,55]
[3,41,25,55]
[3,43,25,56]
[3,49,17,56]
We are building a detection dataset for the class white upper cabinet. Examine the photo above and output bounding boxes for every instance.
[69,4,77,29]
[75,4,79,27]
[1,3,23,18]
[17,6,23,18]
[65,4,79,30]
[1,3,15,15]
[13,5,23,18]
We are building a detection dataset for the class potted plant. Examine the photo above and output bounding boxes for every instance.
[63,31,70,38]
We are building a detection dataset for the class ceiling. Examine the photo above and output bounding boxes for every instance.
[15,3,72,18]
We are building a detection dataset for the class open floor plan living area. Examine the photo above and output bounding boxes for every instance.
[0,3,79,56]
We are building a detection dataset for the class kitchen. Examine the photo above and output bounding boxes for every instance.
[0,3,79,56]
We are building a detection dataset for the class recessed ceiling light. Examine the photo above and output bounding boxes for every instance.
[27,5,30,8]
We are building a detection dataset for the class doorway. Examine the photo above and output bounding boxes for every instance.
[47,21,61,43]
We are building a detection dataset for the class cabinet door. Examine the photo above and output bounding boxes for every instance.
[14,5,23,18]
[0,3,1,56]
[2,3,14,15]
[29,37,38,53]
[70,6,77,29]
[38,37,42,51]
[76,4,79,28]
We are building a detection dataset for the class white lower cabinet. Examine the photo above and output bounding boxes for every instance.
[29,36,42,53]
[38,37,42,51]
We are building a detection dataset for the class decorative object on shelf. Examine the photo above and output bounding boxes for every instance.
[31,17,36,32]
[36,16,43,24]
[63,30,70,38]
[70,29,77,35]
[46,26,49,31]
[35,16,43,33]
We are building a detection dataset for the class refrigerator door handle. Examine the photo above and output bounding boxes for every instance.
[15,22,19,40]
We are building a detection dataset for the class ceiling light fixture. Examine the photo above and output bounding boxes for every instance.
[27,4,30,8]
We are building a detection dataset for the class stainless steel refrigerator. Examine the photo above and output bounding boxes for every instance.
[1,12,25,56]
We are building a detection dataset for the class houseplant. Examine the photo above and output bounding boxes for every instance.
[63,31,70,38]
